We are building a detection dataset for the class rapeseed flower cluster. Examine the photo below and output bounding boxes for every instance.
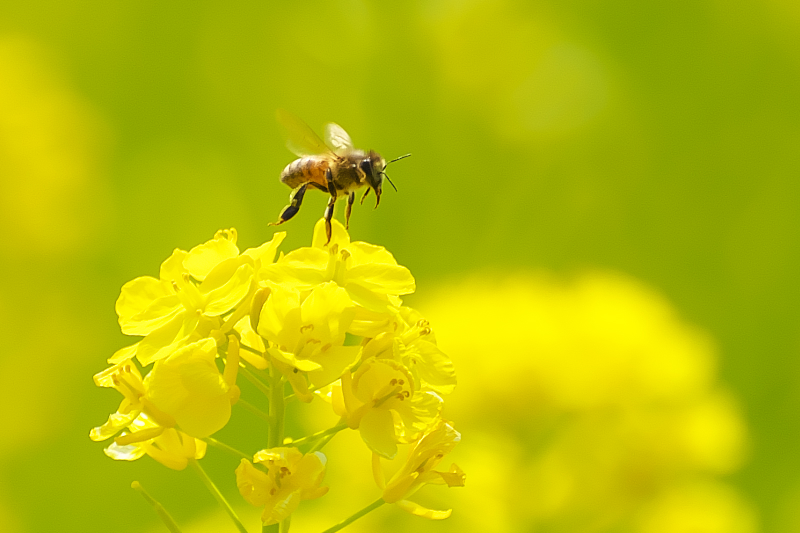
[420,272,755,533]
[90,219,463,531]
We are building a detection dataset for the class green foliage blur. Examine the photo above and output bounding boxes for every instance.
[1,0,800,532]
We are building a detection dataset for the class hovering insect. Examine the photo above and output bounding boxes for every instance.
[270,109,410,244]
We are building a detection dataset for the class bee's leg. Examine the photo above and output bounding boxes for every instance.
[323,168,337,244]
[307,182,329,193]
[323,196,337,244]
[345,192,355,229]
[269,183,309,226]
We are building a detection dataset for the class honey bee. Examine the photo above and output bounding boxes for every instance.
[270,109,410,243]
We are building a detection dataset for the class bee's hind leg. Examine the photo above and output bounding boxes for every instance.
[322,168,339,244]
[345,192,355,229]
[270,183,309,226]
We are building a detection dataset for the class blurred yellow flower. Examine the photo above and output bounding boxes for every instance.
[0,35,110,255]
[419,271,754,533]
[236,447,328,525]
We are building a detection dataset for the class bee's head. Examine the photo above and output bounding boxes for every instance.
[359,151,409,207]
[360,151,385,194]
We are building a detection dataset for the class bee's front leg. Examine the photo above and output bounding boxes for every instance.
[345,192,355,229]
[270,183,309,226]
[323,168,337,244]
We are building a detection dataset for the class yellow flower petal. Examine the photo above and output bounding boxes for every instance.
[360,408,399,459]
[183,229,240,280]
[116,276,182,336]
[312,218,350,249]
[104,441,147,462]
[201,260,254,316]
[144,339,231,438]
[396,499,452,520]
[244,231,286,264]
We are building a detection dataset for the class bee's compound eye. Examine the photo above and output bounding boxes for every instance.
[359,159,373,176]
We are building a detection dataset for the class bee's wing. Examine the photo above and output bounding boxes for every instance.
[325,123,353,156]
[276,109,334,157]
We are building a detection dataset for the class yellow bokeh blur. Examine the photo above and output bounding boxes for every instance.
[2,0,800,531]
[415,272,754,533]
[0,35,110,257]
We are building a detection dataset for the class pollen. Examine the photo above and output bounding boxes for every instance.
[394,391,412,401]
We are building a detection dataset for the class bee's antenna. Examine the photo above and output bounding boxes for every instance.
[387,153,411,166]
[380,153,409,192]
[381,172,398,192]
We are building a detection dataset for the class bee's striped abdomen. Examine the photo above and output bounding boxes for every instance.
[280,157,330,189]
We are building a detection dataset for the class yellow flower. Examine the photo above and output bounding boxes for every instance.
[104,415,207,471]
[379,419,465,519]
[260,219,415,314]
[144,338,239,438]
[256,281,360,391]
[334,357,443,458]
[115,229,283,365]
[89,347,176,444]
[236,447,328,525]
[89,352,147,442]
[360,306,457,396]
[92,336,240,453]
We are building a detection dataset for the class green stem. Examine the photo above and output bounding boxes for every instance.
[131,481,183,533]
[320,498,385,533]
[268,363,285,449]
[288,421,348,448]
[240,342,265,356]
[237,397,272,424]
[204,437,251,461]
[240,365,271,397]
[190,460,249,533]
[266,360,287,531]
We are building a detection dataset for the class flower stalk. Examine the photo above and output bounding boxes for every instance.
[287,420,348,448]
[190,460,249,533]
[131,481,183,533]
[268,361,285,449]
[320,498,386,533]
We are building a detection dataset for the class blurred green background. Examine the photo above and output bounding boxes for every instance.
[2,0,800,532]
